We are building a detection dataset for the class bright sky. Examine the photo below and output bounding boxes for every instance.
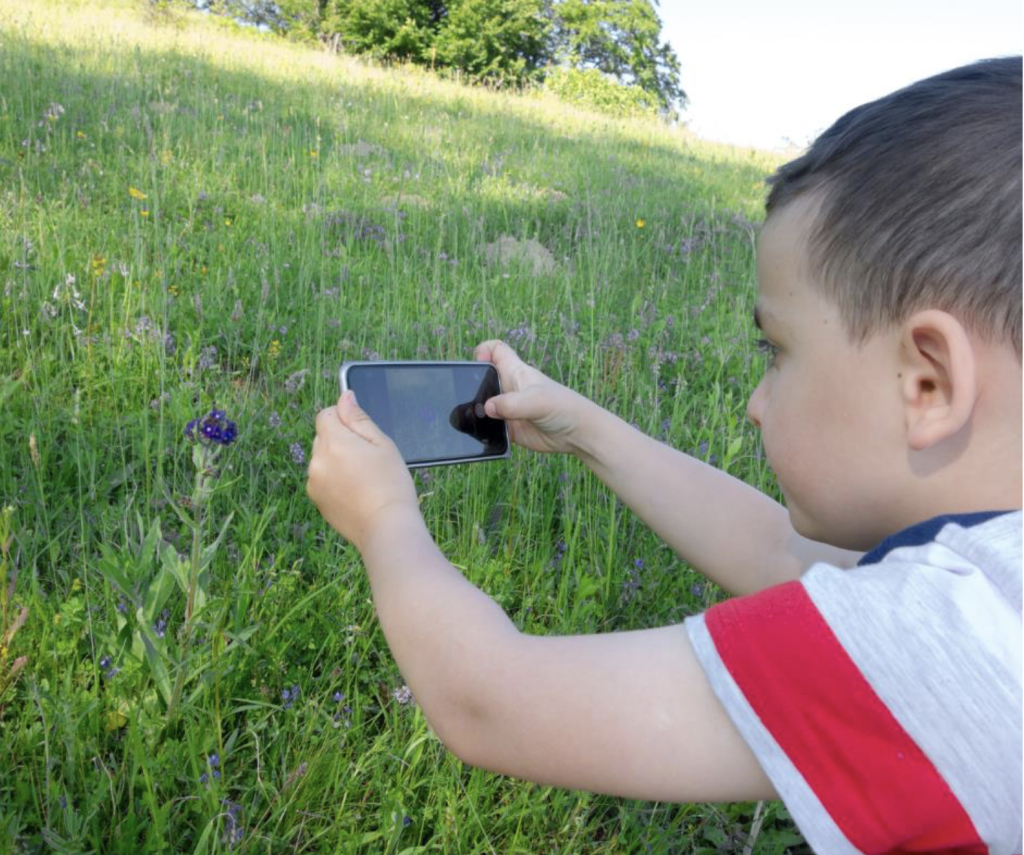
[659,0,1023,151]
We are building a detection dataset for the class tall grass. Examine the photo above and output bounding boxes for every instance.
[0,0,805,850]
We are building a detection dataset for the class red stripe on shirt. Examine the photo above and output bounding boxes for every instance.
[705,581,986,854]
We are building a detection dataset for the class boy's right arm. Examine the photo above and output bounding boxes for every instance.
[476,341,861,595]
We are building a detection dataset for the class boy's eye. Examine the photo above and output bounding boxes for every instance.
[755,338,779,365]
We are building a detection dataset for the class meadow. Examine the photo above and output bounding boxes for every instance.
[0,1,807,850]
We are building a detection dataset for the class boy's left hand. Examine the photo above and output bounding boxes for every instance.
[307,390,419,551]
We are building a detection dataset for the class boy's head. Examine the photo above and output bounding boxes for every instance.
[764,56,1022,358]
[746,58,1022,550]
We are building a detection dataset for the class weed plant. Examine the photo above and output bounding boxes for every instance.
[0,0,807,851]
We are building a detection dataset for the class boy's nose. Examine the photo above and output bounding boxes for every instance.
[746,380,765,429]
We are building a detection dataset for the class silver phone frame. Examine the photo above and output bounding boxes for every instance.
[339,360,512,469]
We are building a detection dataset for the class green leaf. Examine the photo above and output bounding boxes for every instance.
[95,545,138,606]
[139,626,173,708]
[162,546,190,595]
[199,510,235,568]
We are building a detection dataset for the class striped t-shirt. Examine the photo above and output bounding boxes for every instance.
[686,510,1023,854]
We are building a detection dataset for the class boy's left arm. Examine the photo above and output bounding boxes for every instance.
[308,394,776,804]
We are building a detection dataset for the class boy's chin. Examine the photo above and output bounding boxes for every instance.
[787,505,867,552]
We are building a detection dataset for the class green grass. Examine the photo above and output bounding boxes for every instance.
[0,0,807,851]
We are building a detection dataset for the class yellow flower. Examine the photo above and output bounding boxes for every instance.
[141,210,149,218]
[91,254,106,276]
[268,340,281,360]
[76,131,86,139]
[309,149,318,158]
[168,283,179,297]
[635,218,645,228]
[129,186,147,201]
[225,219,232,227]
[200,265,208,276]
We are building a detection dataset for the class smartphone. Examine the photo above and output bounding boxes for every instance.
[339,361,511,468]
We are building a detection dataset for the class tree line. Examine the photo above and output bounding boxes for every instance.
[178,0,685,114]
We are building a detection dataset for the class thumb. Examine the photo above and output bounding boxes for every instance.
[337,390,389,445]
[483,392,525,421]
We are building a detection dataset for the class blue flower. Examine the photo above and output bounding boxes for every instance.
[185,409,238,446]
[282,684,300,709]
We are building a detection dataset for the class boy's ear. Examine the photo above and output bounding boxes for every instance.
[898,310,977,451]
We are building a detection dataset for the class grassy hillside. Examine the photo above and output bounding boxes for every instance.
[0,1,804,851]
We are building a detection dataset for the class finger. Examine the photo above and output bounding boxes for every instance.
[336,390,389,446]
[475,339,521,368]
[484,391,525,420]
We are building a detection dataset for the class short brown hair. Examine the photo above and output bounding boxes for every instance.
[766,57,1022,357]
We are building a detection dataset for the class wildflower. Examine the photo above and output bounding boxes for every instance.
[224,219,232,227]
[208,753,222,780]
[198,346,218,372]
[333,691,345,703]
[634,558,645,571]
[281,684,300,709]
[289,443,306,465]
[141,210,149,218]
[91,255,106,277]
[153,608,169,638]
[98,655,111,671]
[268,411,282,429]
[76,131,86,139]
[221,799,244,846]
[392,684,413,705]
[184,410,238,447]
[635,218,645,228]
[128,187,147,201]
[268,340,281,360]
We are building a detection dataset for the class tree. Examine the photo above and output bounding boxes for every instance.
[321,0,446,62]
[173,0,685,114]
[552,0,684,112]
[432,0,551,84]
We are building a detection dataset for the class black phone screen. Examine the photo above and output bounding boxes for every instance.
[343,363,509,466]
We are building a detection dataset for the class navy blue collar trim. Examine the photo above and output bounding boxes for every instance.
[858,510,1017,566]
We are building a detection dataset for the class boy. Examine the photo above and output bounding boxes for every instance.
[307,57,1022,852]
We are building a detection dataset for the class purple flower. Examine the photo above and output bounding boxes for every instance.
[282,684,300,709]
[153,608,169,639]
[333,691,345,703]
[633,558,645,570]
[185,409,238,446]
[289,443,306,465]
[99,655,111,671]
[208,753,220,768]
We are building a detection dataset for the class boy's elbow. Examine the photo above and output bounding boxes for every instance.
[421,625,523,771]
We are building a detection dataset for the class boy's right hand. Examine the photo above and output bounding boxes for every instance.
[474,340,595,455]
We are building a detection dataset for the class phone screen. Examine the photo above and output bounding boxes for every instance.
[342,363,509,466]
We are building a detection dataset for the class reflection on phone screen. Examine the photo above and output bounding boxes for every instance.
[344,364,507,465]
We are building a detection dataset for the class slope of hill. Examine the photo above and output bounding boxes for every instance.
[0,0,801,850]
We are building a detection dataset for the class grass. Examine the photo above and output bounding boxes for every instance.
[0,0,807,851]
